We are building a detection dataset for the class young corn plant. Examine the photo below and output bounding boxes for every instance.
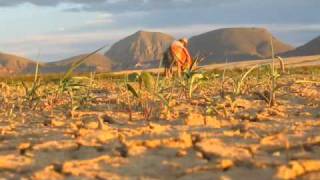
[255,38,286,107]
[233,65,259,96]
[185,71,208,98]
[126,72,170,121]
[267,38,286,107]
[176,56,208,98]
[21,62,42,109]
[71,73,96,106]
[62,76,96,118]
[55,45,106,113]
[58,44,107,94]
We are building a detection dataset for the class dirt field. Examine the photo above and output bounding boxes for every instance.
[0,56,320,180]
[112,55,320,75]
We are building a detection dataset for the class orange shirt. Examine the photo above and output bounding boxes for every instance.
[170,41,192,68]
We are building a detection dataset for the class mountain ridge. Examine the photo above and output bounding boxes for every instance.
[279,36,320,57]
[105,30,175,70]
[189,27,294,64]
[2,28,320,76]
[41,53,113,74]
[0,52,37,75]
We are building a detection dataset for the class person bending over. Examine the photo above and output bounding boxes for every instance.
[163,38,193,77]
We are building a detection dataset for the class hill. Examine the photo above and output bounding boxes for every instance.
[105,30,174,70]
[280,36,320,57]
[0,52,36,75]
[42,54,113,73]
[189,27,294,64]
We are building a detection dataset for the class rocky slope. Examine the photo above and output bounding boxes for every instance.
[280,36,320,57]
[189,28,294,64]
[0,52,37,75]
[105,30,174,70]
[42,54,113,74]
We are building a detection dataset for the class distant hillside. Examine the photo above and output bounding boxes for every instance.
[189,28,294,64]
[280,36,320,57]
[42,54,112,73]
[0,52,36,75]
[105,30,174,70]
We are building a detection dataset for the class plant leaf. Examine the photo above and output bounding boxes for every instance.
[126,83,139,98]
[189,73,206,97]
[139,72,155,92]
[235,65,259,95]
[128,73,140,82]
[155,93,170,109]
[61,45,108,84]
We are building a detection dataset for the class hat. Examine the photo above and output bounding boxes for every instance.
[179,38,189,45]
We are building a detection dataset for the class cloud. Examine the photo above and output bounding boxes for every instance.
[2,22,319,61]
[1,0,319,12]
[0,28,137,61]
[1,0,319,25]
[74,0,232,12]
[0,0,104,7]
[0,0,319,61]
[85,13,114,25]
[0,0,227,8]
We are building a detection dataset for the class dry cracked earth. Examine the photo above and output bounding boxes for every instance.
[0,75,320,180]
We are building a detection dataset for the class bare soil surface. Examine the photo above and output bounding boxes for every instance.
[113,55,320,75]
[1,60,320,180]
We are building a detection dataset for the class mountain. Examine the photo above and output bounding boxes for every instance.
[0,52,36,75]
[105,30,174,70]
[189,27,294,64]
[42,54,113,73]
[280,36,320,57]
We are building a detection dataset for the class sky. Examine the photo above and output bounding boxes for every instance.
[0,0,319,62]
